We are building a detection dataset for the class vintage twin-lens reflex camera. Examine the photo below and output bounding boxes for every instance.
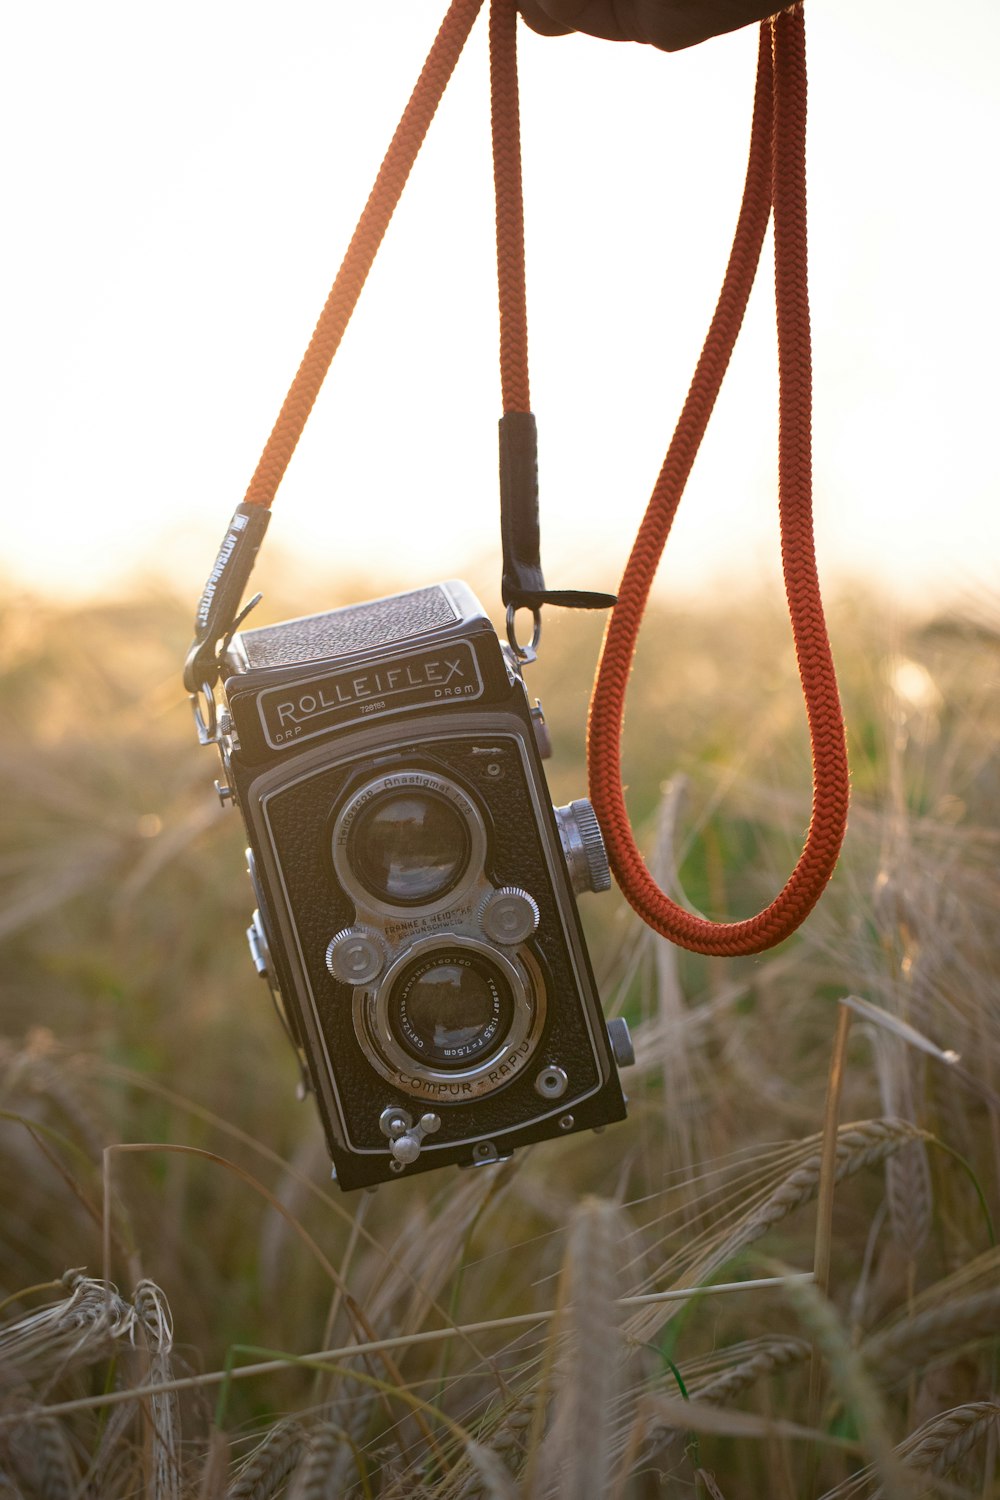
[207,578,632,1190]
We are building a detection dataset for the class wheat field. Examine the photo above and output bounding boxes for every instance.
[2,578,999,1497]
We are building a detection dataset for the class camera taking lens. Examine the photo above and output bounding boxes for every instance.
[389,950,513,1068]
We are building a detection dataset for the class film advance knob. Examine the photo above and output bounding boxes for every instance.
[326,928,387,985]
[479,887,540,945]
[554,799,612,894]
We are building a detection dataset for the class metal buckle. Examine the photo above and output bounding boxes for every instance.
[190,683,219,745]
[506,603,542,666]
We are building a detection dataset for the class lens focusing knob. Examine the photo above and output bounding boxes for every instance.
[479,887,540,945]
[554,800,611,894]
[326,928,388,985]
[606,1016,635,1068]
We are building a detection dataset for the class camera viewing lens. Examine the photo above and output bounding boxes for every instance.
[390,951,514,1069]
[349,789,471,907]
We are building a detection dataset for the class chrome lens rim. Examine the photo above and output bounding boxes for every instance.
[332,768,487,917]
[354,934,546,1100]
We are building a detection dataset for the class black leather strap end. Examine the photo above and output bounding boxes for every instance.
[533,587,618,610]
[498,411,616,613]
[499,411,544,608]
[184,502,270,692]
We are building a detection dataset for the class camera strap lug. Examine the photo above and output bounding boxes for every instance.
[184,502,270,700]
[498,412,616,653]
[190,682,219,746]
[505,601,541,666]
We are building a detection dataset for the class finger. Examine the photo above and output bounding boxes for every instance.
[517,2,574,37]
[518,0,787,51]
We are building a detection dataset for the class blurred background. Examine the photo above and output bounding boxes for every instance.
[2,0,998,618]
[3,5,1000,1494]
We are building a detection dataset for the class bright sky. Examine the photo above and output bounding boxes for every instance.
[2,1,998,619]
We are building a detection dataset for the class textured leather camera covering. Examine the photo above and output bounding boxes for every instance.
[253,721,624,1182]
[239,585,462,670]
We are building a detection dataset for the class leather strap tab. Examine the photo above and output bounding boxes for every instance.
[499,412,616,611]
[184,502,270,692]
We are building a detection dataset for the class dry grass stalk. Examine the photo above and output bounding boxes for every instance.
[871,1032,932,1258]
[779,1275,907,1498]
[197,1429,231,1500]
[694,1471,728,1500]
[645,778,717,1194]
[625,1118,925,1347]
[862,1289,1000,1387]
[535,1196,626,1499]
[0,1410,78,1500]
[454,1440,520,1500]
[0,1270,135,1383]
[1,1032,108,1164]
[806,1002,857,1488]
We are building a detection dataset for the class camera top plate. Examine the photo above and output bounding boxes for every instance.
[223,580,512,764]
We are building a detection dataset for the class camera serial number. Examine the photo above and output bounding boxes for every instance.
[360,700,387,715]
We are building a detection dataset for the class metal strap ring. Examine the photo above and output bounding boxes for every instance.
[190,683,218,745]
[506,603,542,664]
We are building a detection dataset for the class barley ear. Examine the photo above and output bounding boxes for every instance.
[134,1278,182,1500]
[688,1336,811,1405]
[287,1421,367,1500]
[197,1429,231,1500]
[227,1420,306,1500]
[537,1195,626,1499]
[819,1400,1000,1498]
[862,1289,1000,1387]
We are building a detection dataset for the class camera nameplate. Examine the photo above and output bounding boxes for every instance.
[257,641,484,751]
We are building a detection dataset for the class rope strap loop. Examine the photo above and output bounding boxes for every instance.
[491,0,617,616]
[186,0,848,956]
[242,0,486,512]
[587,8,849,955]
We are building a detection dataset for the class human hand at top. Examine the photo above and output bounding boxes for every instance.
[517,0,790,52]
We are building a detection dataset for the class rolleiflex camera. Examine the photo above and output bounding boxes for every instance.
[202,575,632,1190]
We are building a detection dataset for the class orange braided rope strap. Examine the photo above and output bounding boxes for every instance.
[587,8,849,956]
[242,0,485,511]
[490,0,531,416]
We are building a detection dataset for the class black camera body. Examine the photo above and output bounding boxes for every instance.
[214,579,630,1191]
